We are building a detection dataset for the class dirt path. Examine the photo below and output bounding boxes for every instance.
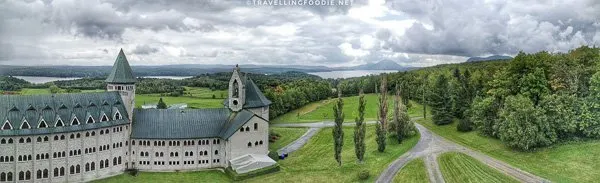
[375,123,551,183]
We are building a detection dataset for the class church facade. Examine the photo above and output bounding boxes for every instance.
[0,49,273,182]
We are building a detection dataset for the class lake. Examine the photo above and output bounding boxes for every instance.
[14,76,194,84]
[308,70,399,79]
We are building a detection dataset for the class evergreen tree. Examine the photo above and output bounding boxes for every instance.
[157,98,168,109]
[354,89,366,163]
[376,75,388,152]
[430,74,453,125]
[332,90,344,166]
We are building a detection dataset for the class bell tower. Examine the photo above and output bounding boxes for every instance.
[228,65,245,112]
[105,48,137,119]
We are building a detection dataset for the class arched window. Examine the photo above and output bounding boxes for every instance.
[86,116,94,124]
[7,138,12,144]
[240,128,244,132]
[254,123,258,130]
[100,130,104,135]
[1,172,5,181]
[54,136,58,141]
[255,141,258,146]
[37,137,42,142]
[76,165,80,173]
[104,159,109,167]
[19,138,24,143]
[35,170,41,179]
[70,166,75,174]
[248,142,252,147]
[91,131,95,136]
[100,160,104,169]
[76,133,80,138]
[55,119,64,127]
[245,127,250,131]
[18,171,23,180]
[85,163,90,172]
[43,169,48,178]
[118,156,122,164]
[7,172,12,181]
[259,140,263,145]
[60,135,65,140]
[60,167,64,176]
[26,138,31,143]
[53,168,58,177]
[71,117,80,125]
[175,152,178,157]
[91,162,96,170]
[115,111,121,120]
[190,152,194,156]
[215,150,219,155]
[70,134,74,139]
[113,158,117,165]
[204,151,208,155]
[105,129,109,134]
[44,136,48,141]
[1,139,5,144]
[232,79,239,98]
[85,132,90,137]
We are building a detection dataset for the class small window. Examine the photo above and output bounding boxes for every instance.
[115,111,121,120]
[254,123,258,130]
[215,150,219,155]
[71,118,80,125]
[245,127,250,131]
[38,120,48,128]
[86,117,94,124]
[248,142,252,147]
[1,121,12,130]
[56,119,64,127]
[20,121,30,129]
[101,115,108,122]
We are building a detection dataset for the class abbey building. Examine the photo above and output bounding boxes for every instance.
[0,49,274,182]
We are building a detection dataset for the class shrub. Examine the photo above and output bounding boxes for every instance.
[358,170,370,180]
[497,95,557,150]
[456,118,473,132]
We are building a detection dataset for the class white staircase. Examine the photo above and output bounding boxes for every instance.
[229,154,276,174]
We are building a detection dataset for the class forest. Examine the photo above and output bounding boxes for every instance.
[364,46,600,151]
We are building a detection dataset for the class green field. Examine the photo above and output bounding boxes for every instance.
[92,170,230,183]
[136,87,227,109]
[272,94,425,123]
[417,118,600,183]
[244,125,420,183]
[393,158,428,183]
[268,127,308,152]
[438,152,518,183]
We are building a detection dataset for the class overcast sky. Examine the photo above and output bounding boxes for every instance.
[1,0,599,67]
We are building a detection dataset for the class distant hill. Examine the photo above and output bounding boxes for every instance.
[467,55,513,62]
[334,60,415,71]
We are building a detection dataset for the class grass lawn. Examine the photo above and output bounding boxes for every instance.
[272,94,425,124]
[269,127,308,152]
[136,87,227,109]
[393,158,428,183]
[417,118,600,183]
[244,125,420,183]
[438,152,518,183]
[91,170,230,183]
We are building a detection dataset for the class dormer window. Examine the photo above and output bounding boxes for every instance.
[55,119,64,127]
[2,121,13,130]
[20,120,30,129]
[71,118,80,126]
[101,114,109,122]
[114,111,122,120]
[86,116,94,124]
[38,120,48,128]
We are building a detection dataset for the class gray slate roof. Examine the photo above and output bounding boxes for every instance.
[131,108,257,139]
[223,76,272,108]
[0,92,129,136]
[105,49,137,84]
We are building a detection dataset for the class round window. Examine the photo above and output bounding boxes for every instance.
[233,100,238,105]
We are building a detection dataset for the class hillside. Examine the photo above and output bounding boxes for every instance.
[466,55,513,62]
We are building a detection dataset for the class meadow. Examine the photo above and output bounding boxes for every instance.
[135,87,227,109]
[271,94,425,123]
[417,118,600,183]
[392,158,428,183]
[438,152,518,183]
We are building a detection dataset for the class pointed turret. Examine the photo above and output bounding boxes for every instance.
[105,49,137,84]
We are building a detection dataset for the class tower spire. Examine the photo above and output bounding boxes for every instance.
[106,48,137,84]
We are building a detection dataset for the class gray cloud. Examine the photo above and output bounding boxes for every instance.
[132,44,159,55]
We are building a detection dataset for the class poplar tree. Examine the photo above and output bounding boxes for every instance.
[354,89,366,163]
[376,75,388,152]
[332,90,344,166]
